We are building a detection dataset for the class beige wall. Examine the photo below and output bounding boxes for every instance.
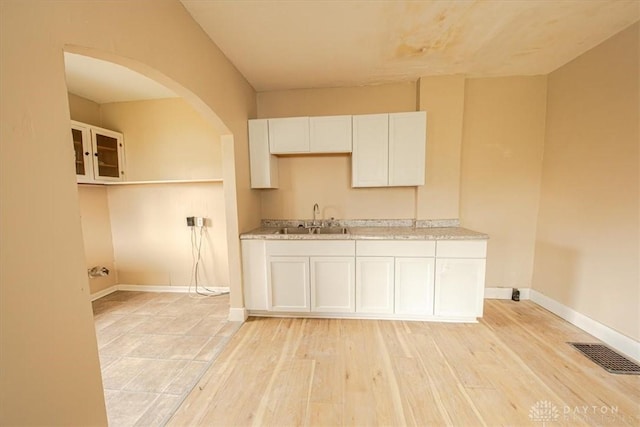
[70,96,230,293]
[257,78,549,292]
[108,183,229,288]
[68,93,101,126]
[101,98,223,181]
[533,23,639,341]
[460,77,548,289]
[70,93,118,295]
[258,83,418,219]
[257,79,468,221]
[417,76,466,220]
[0,1,256,424]
[77,185,118,294]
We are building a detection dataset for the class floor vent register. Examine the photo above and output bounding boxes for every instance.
[568,343,640,375]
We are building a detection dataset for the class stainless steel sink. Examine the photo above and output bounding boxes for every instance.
[274,227,349,235]
[313,227,349,235]
[275,227,313,235]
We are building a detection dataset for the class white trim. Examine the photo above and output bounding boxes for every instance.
[117,284,191,293]
[229,308,248,322]
[484,287,531,300]
[247,310,478,323]
[104,178,223,186]
[90,284,230,300]
[90,285,119,301]
[530,289,640,363]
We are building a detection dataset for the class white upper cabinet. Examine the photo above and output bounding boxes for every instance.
[72,122,92,183]
[71,120,125,183]
[352,111,426,188]
[352,113,389,187]
[267,116,352,154]
[248,119,279,189]
[91,126,125,182]
[268,117,310,154]
[389,112,427,186]
[309,115,352,153]
[247,111,424,189]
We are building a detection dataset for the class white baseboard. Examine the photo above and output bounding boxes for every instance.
[228,308,248,322]
[90,285,119,301]
[485,287,530,300]
[90,284,230,301]
[529,289,640,363]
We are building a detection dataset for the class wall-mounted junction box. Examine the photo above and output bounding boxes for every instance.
[186,216,206,227]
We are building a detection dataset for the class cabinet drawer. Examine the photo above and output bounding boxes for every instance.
[436,240,487,258]
[267,240,355,257]
[356,240,435,257]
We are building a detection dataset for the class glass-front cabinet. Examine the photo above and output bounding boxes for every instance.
[71,122,92,182]
[71,120,125,183]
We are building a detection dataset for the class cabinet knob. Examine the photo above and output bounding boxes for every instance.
[94,153,98,156]
[84,152,90,156]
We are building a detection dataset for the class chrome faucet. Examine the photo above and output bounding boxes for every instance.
[307,203,321,228]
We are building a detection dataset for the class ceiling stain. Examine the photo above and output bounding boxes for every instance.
[182,0,640,91]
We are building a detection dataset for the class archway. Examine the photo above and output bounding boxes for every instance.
[63,46,244,319]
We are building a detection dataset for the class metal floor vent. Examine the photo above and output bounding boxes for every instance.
[569,343,640,375]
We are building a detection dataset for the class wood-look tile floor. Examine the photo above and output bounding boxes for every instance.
[92,291,241,427]
[169,300,640,426]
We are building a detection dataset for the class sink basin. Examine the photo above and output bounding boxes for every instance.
[313,227,349,235]
[274,227,349,235]
[275,227,313,235]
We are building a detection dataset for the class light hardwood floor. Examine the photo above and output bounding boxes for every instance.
[169,300,639,426]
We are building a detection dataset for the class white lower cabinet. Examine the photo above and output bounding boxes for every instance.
[394,257,435,315]
[242,238,486,321]
[264,241,355,314]
[434,258,485,318]
[310,257,355,313]
[355,257,395,314]
[268,256,310,312]
[434,240,487,318]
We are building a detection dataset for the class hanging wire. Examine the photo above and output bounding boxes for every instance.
[188,222,229,298]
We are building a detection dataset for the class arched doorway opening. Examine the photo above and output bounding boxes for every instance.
[63,46,244,424]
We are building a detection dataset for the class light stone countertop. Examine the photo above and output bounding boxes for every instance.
[240,224,489,241]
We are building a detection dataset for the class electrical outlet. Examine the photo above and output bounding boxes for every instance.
[195,217,205,227]
[186,216,195,227]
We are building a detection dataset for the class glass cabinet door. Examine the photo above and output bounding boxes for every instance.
[71,123,92,182]
[91,128,124,181]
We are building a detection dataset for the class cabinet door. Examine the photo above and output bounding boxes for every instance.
[71,122,93,183]
[310,257,355,313]
[309,115,352,153]
[352,114,389,187]
[268,117,310,154]
[395,257,435,315]
[242,240,268,311]
[356,257,394,313]
[434,258,485,318]
[268,256,310,312]
[91,128,125,182]
[389,112,426,186]
[248,119,279,188]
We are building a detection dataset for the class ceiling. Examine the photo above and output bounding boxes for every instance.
[64,52,177,104]
[64,1,639,102]
[181,0,640,91]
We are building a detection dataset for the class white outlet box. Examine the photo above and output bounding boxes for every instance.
[195,217,205,227]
